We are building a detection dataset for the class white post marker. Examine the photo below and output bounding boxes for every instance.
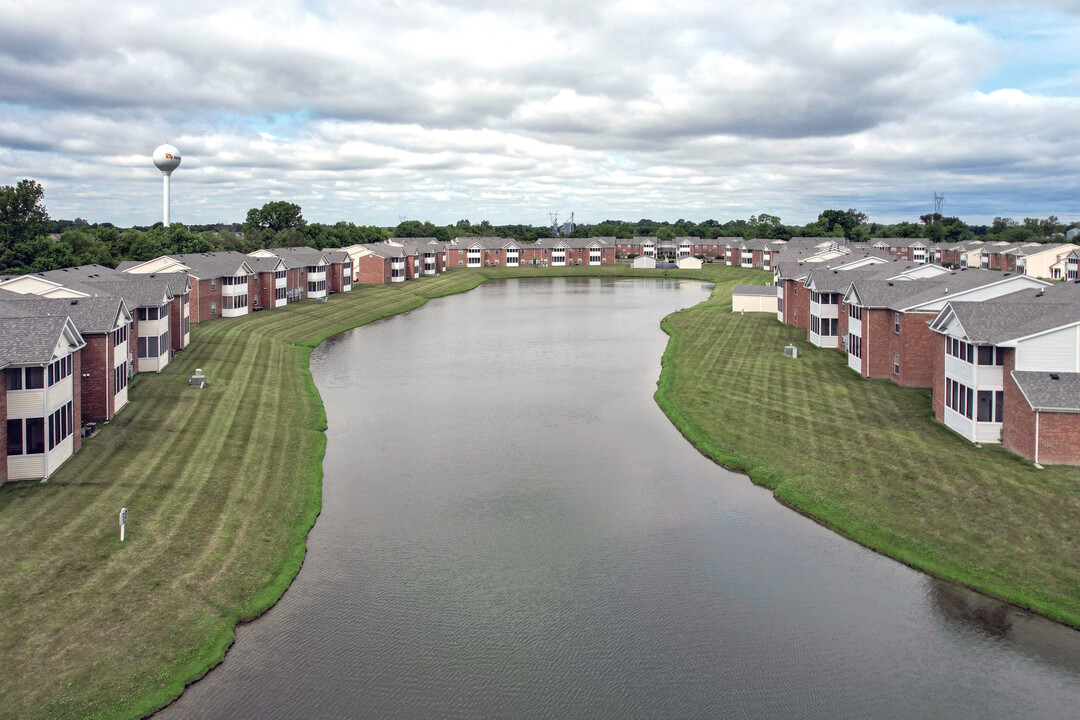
[120,507,127,543]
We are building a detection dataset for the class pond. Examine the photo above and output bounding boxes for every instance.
[159,277,1080,719]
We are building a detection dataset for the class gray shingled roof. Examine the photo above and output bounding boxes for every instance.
[946,288,1080,343]
[0,315,75,365]
[1011,371,1080,413]
[849,269,1036,310]
[76,276,172,308]
[0,291,125,334]
[362,243,405,259]
[733,285,777,297]
[534,237,614,249]
[163,251,254,278]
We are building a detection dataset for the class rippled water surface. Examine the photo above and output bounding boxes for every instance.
[160,277,1080,719]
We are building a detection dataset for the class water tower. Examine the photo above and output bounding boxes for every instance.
[152,143,181,226]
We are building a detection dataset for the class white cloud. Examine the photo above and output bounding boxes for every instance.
[0,0,1078,226]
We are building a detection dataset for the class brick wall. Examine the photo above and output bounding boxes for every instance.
[80,334,109,423]
[895,312,939,388]
[863,308,896,379]
[288,267,304,299]
[1002,350,1080,465]
[356,255,390,284]
[255,271,275,310]
[169,295,186,348]
[792,281,810,330]
[130,316,140,374]
[196,277,222,321]
[932,338,946,422]
[1002,352,1036,461]
[1035,412,1080,466]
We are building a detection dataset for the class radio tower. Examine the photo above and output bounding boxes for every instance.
[933,192,945,216]
[549,212,560,235]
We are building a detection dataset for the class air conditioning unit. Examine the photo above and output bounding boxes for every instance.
[784,345,799,358]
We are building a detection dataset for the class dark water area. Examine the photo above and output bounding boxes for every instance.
[159,278,1080,719]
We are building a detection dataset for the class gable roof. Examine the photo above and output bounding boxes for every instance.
[0,290,129,334]
[0,315,84,365]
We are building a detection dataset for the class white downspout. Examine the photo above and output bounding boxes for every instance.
[1034,411,1041,467]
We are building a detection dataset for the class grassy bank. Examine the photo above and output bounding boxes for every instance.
[0,272,484,720]
[2,264,1078,719]
[653,274,1080,628]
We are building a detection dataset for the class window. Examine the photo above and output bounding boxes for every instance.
[978,391,993,422]
[159,332,169,356]
[210,279,216,290]
[995,391,1004,422]
[25,367,43,389]
[7,368,22,390]
[48,356,71,386]
[183,316,189,335]
[849,334,862,358]
[894,354,900,375]
[977,346,994,365]
[48,401,74,451]
[114,361,127,392]
[25,417,44,455]
[7,419,23,455]
[211,302,217,315]
[894,312,901,333]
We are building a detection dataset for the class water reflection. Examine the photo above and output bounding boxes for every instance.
[929,577,1080,674]
[158,278,1080,720]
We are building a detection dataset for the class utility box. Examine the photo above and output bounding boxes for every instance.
[784,345,799,359]
[189,368,206,388]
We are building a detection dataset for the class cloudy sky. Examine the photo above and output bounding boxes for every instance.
[1,0,1079,228]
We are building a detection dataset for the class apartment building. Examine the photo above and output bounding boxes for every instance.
[930,283,1080,463]
[842,269,1047,386]
[0,313,85,483]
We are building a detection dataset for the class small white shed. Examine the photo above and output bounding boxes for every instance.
[676,256,702,270]
[731,285,778,313]
[632,256,657,269]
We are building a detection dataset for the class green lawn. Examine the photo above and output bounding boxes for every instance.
[1,264,1078,719]
[0,273,482,720]
[654,272,1080,628]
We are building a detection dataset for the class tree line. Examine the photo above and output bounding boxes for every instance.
[1,179,1076,274]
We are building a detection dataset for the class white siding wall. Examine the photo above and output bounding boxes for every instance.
[944,355,974,387]
[1015,326,1080,372]
[8,389,45,415]
[944,408,973,438]
[47,435,74,474]
[8,455,45,481]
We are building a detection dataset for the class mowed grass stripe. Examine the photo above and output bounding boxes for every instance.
[0,278,490,720]
[654,274,1080,627]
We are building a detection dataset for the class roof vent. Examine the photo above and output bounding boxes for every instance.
[1003,273,1010,277]
[1050,373,1060,380]
[887,282,894,286]
[70,299,77,305]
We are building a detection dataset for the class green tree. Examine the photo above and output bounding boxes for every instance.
[817,208,868,241]
[0,179,50,259]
